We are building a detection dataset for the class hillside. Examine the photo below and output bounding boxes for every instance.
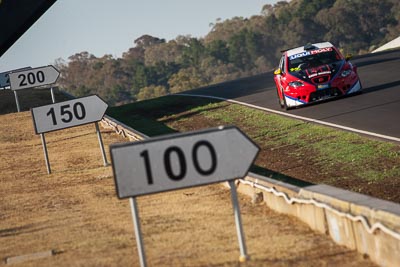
[107,95,400,204]
[0,89,377,266]
[56,0,400,105]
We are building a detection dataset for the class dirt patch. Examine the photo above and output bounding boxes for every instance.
[164,104,400,203]
[0,108,376,265]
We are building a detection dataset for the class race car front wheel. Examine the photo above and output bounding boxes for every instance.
[279,87,288,110]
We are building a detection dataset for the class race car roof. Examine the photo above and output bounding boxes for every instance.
[285,42,334,57]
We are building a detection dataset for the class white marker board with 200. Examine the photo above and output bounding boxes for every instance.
[9,65,59,90]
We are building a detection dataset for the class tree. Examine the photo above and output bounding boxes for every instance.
[199,56,241,84]
[134,34,165,49]
[207,39,229,63]
[105,85,131,106]
[227,29,262,70]
[137,85,168,101]
[145,40,184,66]
[168,67,206,93]
[315,0,395,53]
[204,17,248,44]
[181,38,206,67]
[121,34,164,64]
[56,0,400,106]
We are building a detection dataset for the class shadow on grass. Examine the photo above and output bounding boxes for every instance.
[107,95,225,137]
[0,88,70,115]
[250,165,313,188]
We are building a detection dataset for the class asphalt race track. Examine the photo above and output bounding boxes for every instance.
[181,49,400,142]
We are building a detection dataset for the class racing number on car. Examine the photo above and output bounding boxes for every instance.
[140,140,217,185]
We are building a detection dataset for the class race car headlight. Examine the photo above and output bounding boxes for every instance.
[288,81,304,88]
[341,69,352,77]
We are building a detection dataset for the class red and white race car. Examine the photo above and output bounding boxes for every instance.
[273,42,362,109]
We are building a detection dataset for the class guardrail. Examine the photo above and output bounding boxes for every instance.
[101,115,400,267]
[101,115,148,141]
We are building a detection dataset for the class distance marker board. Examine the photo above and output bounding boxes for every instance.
[31,95,108,134]
[110,126,259,198]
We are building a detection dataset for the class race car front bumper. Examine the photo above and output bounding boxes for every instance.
[283,79,362,108]
[346,80,362,94]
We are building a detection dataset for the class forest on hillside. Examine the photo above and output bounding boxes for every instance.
[56,0,400,106]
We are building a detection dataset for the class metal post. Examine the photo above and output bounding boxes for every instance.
[130,197,147,267]
[50,87,56,103]
[13,90,21,112]
[229,180,249,262]
[40,133,51,174]
[95,122,108,166]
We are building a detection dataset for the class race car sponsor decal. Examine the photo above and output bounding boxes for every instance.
[308,71,332,78]
[317,84,330,90]
[289,47,333,60]
[310,47,333,55]
[289,51,310,60]
[306,65,332,79]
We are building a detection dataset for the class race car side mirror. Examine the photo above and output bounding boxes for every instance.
[274,68,282,75]
[345,54,353,61]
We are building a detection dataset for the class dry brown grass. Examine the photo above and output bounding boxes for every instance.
[0,110,377,266]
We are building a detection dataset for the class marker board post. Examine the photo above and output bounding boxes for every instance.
[31,95,108,174]
[50,87,56,103]
[95,121,108,167]
[13,91,21,112]
[0,67,32,112]
[110,126,260,266]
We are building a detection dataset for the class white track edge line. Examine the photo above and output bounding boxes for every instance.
[175,93,400,143]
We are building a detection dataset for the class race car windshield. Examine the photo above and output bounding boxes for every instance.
[288,50,341,72]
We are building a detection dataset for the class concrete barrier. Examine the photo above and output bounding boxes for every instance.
[101,116,400,267]
[235,175,400,267]
[101,115,148,141]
